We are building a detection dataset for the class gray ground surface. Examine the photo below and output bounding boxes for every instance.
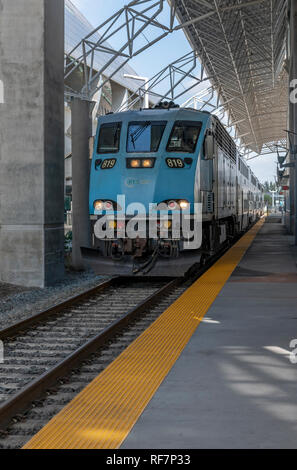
[122,218,297,449]
[0,270,108,330]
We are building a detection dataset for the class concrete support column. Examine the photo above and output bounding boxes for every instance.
[0,0,65,287]
[71,98,92,269]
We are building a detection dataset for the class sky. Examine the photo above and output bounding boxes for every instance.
[70,0,277,183]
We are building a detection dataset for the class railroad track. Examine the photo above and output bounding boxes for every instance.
[0,223,259,448]
[0,276,183,433]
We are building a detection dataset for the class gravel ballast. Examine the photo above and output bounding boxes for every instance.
[0,271,108,330]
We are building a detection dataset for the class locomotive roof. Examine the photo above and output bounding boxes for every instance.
[97,107,212,124]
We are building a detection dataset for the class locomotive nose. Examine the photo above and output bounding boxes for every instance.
[120,175,158,213]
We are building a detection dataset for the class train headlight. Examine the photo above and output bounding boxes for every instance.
[168,200,178,210]
[93,200,114,211]
[94,200,104,211]
[142,159,154,168]
[127,158,155,169]
[130,159,141,168]
[104,201,113,211]
[179,200,189,210]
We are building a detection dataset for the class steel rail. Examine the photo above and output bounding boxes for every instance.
[0,276,170,341]
[0,277,180,429]
[0,277,117,341]
[0,220,261,431]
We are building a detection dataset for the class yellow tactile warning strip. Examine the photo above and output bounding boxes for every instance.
[23,218,264,449]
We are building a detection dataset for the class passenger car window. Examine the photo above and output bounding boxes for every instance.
[127,121,167,153]
[97,122,122,154]
[167,121,202,153]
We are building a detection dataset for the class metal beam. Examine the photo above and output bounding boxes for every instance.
[65,0,288,158]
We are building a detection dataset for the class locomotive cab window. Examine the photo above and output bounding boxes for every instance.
[127,121,166,153]
[167,121,202,153]
[97,122,122,154]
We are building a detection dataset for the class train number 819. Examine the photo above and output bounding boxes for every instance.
[101,158,116,169]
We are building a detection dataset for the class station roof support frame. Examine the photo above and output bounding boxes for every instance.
[65,0,289,159]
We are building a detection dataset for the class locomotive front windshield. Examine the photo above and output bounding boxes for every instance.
[167,121,202,153]
[127,121,166,153]
[97,122,122,154]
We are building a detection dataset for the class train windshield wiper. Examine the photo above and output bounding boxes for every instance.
[129,121,151,149]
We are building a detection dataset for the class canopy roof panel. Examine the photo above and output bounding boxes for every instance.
[174,0,288,153]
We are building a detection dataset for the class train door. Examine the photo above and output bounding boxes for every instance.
[223,156,227,217]
[213,147,219,220]
[241,190,244,229]
[217,148,224,219]
[236,176,239,215]
[226,159,230,214]
[230,161,236,213]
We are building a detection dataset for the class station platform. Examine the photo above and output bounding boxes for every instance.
[24,216,297,449]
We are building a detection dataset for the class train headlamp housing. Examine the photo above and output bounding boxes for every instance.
[94,200,104,211]
[168,200,178,210]
[179,200,189,210]
[104,201,113,211]
[166,200,190,211]
[130,159,141,168]
[126,158,156,169]
[93,200,121,212]
[142,159,154,168]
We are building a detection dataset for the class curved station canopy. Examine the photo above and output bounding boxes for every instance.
[65,0,289,159]
[173,0,288,157]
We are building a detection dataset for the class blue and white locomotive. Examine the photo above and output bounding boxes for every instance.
[81,102,264,276]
